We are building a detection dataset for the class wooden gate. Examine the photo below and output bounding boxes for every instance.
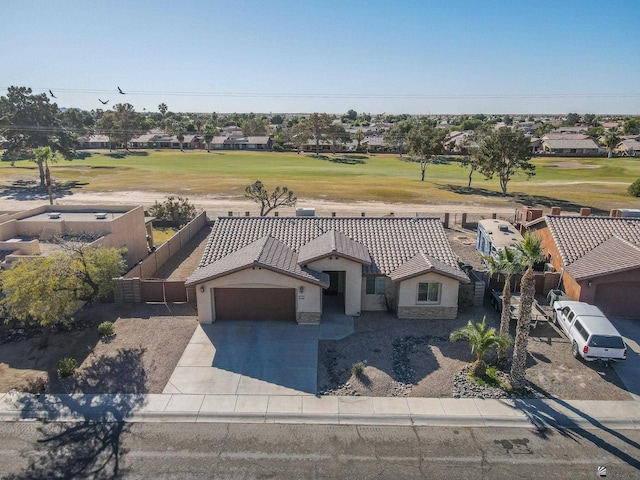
[140,280,188,303]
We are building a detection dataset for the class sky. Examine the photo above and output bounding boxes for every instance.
[2,0,640,115]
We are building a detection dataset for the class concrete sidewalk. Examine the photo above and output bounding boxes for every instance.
[1,391,639,429]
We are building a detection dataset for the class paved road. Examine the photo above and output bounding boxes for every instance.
[1,422,639,479]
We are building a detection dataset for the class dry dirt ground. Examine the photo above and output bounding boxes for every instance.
[153,225,212,280]
[318,304,631,401]
[0,303,198,394]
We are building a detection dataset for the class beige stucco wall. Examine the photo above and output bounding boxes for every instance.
[306,256,363,315]
[361,276,393,311]
[396,272,460,319]
[194,267,323,324]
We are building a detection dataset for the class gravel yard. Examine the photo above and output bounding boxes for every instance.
[0,303,198,394]
[318,303,632,400]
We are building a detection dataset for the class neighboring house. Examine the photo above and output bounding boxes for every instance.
[0,205,154,269]
[529,137,542,153]
[77,134,111,149]
[541,133,602,156]
[130,134,157,149]
[476,219,523,263]
[615,138,640,157]
[444,131,472,153]
[186,217,469,324]
[525,214,640,317]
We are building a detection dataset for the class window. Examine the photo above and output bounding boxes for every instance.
[417,282,441,303]
[573,321,589,342]
[366,276,387,295]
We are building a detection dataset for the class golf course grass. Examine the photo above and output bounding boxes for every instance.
[1,150,638,212]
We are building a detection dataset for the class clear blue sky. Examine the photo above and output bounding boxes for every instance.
[2,0,639,114]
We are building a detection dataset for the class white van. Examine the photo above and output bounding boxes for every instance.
[553,301,627,362]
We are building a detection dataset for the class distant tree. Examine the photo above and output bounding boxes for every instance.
[241,117,268,136]
[459,128,489,187]
[305,113,335,156]
[628,179,640,197]
[503,115,513,126]
[586,126,604,139]
[270,114,284,125]
[563,112,581,126]
[460,118,483,131]
[450,317,512,377]
[149,196,196,227]
[158,103,168,119]
[34,146,58,204]
[583,113,598,126]
[245,180,297,216]
[203,124,216,153]
[60,108,94,136]
[622,117,640,136]
[327,123,350,153]
[289,122,310,152]
[354,129,365,151]
[535,123,555,137]
[602,127,621,159]
[0,86,76,182]
[96,103,145,150]
[406,120,446,181]
[345,109,358,121]
[384,120,413,157]
[477,127,535,195]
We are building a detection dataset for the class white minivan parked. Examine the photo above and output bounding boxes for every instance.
[553,301,627,362]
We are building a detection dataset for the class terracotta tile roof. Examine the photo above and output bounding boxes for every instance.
[389,252,470,283]
[186,236,329,286]
[298,229,371,265]
[545,215,640,266]
[565,236,640,280]
[542,138,600,150]
[197,217,466,278]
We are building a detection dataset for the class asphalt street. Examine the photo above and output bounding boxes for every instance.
[0,422,639,479]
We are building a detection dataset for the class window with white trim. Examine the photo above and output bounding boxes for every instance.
[366,276,387,295]
[417,282,441,303]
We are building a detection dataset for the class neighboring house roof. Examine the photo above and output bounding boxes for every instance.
[77,134,110,143]
[616,139,640,151]
[298,229,371,265]
[130,134,156,143]
[389,252,470,283]
[542,133,590,141]
[543,215,640,266]
[196,217,467,280]
[245,136,272,144]
[543,138,600,150]
[186,235,329,287]
[565,236,640,280]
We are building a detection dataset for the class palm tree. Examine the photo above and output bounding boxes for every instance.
[450,317,512,377]
[603,127,621,159]
[482,247,522,364]
[510,233,545,387]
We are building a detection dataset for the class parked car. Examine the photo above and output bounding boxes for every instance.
[553,301,627,362]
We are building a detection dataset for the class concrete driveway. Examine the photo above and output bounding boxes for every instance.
[164,321,321,395]
[610,317,640,400]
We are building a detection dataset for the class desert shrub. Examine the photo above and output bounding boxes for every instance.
[149,196,196,227]
[628,178,640,197]
[351,361,365,378]
[98,321,115,337]
[56,357,78,378]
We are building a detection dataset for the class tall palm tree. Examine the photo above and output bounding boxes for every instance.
[510,233,545,387]
[450,317,512,377]
[482,247,522,364]
[603,127,621,159]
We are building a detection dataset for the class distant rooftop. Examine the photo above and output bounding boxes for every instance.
[18,211,125,223]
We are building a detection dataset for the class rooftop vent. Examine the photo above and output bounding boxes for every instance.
[95,212,108,219]
[296,208,316,217]
[498,225,510,232]
[48,212,61,219]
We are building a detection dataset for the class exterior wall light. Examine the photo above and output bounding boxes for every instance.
[299,286,304,293]
[200,285,205,293]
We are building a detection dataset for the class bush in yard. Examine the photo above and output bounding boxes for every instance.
[148,196,196,227]
[351,361,365,378]
[628,178,640,197]
[56,357,78,378]
[98,321,115,338]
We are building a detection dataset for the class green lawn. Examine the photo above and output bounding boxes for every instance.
[2,150,639,212]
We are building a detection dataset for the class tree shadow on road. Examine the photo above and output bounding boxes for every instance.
[512,396,640,471]
[6,347,147,479]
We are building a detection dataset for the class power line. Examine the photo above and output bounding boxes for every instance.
[2,87,639,100]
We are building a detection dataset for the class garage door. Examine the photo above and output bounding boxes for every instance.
[214,288,296,321]
[594,283,640,318]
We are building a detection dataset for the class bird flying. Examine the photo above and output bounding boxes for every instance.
[98,98,109,105]
[117,86,126,94]
[49,90,57,98]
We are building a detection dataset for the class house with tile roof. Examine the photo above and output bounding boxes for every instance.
[541,133,602,156]
[525,215,640,317]
[186,217,469,324]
